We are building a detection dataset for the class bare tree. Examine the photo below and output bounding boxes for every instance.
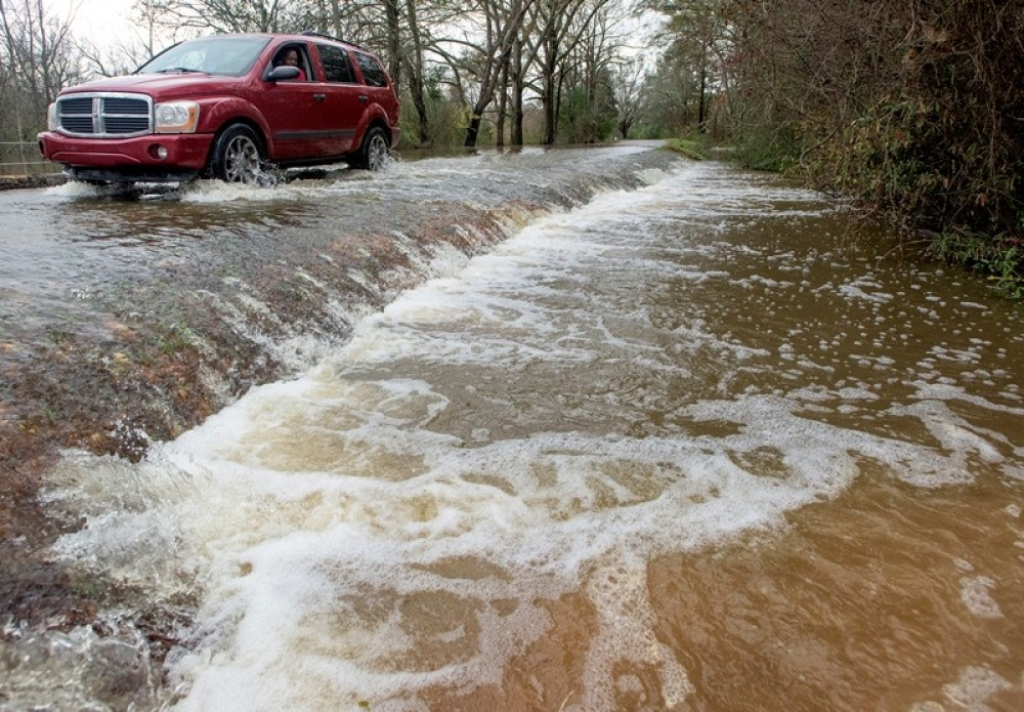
[611,55,643,139]
[531,0,617,145]
[0,0,83,137]
[503,3,541,146]
[1,0,81,102]
[445,0,534,147]
[568,3,623,142]
[145,0,293,33]
[403,0,432,145]
[80,0,173,77]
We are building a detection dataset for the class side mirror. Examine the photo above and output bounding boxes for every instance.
[266,66,301,82]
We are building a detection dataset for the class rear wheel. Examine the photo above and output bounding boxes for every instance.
[209,124,263,183]
[350,126,389,171]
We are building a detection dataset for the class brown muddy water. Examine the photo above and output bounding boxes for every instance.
[2,153,1023,711]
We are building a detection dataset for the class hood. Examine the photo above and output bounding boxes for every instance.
[60,73,244,99]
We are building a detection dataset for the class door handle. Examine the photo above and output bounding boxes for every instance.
[358,95,369,103]
[313,93,326,102]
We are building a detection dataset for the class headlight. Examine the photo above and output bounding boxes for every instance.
[154,101,200,134]
[47,102,58,131]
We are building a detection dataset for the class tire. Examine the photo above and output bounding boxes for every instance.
[209,124,264,184]
[350,126,390,171]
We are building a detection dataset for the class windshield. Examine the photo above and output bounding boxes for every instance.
[137,36,271,77]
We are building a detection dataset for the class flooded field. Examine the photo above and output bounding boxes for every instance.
[2,150,1022,710]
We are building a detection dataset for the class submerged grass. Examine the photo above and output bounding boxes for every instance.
[927,231,1024,300]
[718,122,1024,301]
[665,137,707,161]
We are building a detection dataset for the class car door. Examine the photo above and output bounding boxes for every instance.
[353,50,394,106]
[313,42,364,154]
[352,49,399,131]
[258,43,336,160]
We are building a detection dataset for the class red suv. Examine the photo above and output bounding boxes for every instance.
[38,32,400,184]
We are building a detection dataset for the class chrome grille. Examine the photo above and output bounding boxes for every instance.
[60,97,93,114]
[55,93,153,137]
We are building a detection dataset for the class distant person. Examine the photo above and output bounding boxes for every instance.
[276,49,306,81]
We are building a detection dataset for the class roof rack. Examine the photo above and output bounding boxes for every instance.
[299,30,366,51]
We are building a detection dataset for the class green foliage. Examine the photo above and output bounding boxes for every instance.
[666,137,706,161]
[639,42,711,139]
[558,83,618,144]
[927,232,1024,299]
[732,124,802,173]
[630,122,669,140]
[397,87,466,147]
[159,323,198,355]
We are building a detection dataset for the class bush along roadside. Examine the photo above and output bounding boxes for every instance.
[926,230,1023,300]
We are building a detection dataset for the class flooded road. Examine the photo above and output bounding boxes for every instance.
[3,151,1024,710]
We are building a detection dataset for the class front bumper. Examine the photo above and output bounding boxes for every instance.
[38,131,214,182]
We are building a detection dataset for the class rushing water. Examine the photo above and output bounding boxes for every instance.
[10,158,1024,710]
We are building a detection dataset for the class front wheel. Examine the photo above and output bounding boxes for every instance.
[209,124,264,184]
[350,127,390,171]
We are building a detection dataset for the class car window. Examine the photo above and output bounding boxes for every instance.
[138,36,270,77]
[318,44,357,83]
[272,44,312,81]
[355,52,388,87]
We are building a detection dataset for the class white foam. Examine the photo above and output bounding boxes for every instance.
[959,576,1003,618]
[45,180,102,197]
[940,666,1014,710]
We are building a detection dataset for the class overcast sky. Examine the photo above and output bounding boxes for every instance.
[45,0,662,63]
[48,0,139,46]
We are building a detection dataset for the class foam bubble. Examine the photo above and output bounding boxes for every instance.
[940,666,1014,709]
[959,576,1003,619]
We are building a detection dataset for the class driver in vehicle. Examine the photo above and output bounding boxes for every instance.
[276,49,306,81]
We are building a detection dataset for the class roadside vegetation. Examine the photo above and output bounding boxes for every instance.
[645,0,1023,298]
[1,0,1020,294]
[665,137,705,161]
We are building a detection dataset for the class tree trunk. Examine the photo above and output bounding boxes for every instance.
[330,0,341,38]
[697,67,706,132]
[383,0,401,91]
[496,53,510,148]
[404,0,430,145]
[465,114,482,148]
[542,54,557,145]
[512,38,525,146]
[462,0,530,148]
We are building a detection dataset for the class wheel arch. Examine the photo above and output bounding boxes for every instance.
[353,105,394,150]
[369,116,393,146]
[206,116,269,169]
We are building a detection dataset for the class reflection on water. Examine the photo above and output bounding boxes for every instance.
[30,160,1024,710]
